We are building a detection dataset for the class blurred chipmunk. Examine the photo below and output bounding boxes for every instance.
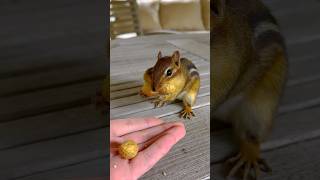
[211,0,288,179]
[140,51,200,119]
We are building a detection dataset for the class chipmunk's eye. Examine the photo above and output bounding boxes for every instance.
[166,69,172,76]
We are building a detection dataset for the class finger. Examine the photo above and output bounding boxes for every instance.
[120,122,182,144]
[110,117,163,136]
[129,123,186,179]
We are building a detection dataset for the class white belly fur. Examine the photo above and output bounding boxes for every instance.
[176,90,186,100]
[213,94,244,122]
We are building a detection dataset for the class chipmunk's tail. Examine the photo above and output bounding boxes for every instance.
[250,3,288,63]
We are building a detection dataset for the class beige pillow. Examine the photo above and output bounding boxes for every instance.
[137,0,162,32]
[201,0,210,30]
[159,0,205,31]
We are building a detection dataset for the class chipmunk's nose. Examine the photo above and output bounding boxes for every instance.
[152,86,156,92]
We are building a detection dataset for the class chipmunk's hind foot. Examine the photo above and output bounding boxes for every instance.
[225,142,272,180]
[179,106,195,119]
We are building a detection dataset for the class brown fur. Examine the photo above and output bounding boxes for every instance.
[211,0,288,179]
[140,51,200,119]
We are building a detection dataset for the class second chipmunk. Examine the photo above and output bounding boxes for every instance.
[140,51,200,119]
[212,0,288,179]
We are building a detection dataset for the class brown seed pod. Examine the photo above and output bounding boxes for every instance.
[119,140,138,159]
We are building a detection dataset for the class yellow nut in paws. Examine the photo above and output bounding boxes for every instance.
[119,140,138,159]
[163,83,176,93]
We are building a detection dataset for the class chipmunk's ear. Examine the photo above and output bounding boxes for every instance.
[172,50,180,68]
[211,0,225,17]
[157,51,162,60]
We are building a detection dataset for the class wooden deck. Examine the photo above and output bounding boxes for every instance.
[213,0,320,179]
[0,0,108,179]
[110,34,210,179]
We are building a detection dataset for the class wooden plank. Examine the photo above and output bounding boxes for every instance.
[110,81,142,92]
[0,0,106,47]
[110,45,184,63]
[286,38,320,62]
[0,105,105,150]
[18,158,108,180]
[0,34,105,76]
[167,39,210,60]
[263,0,317,15]
[262,0,320,63]
[112,94,210,119]
[0,0,98,15]
[0,128,107,179]
[279,79,320,114]
[110,37,208,60]
[212,137,320,180]
[0,61,105,96]
[141,106,210,180]
[0,80,101,123]
[288,55,320,86]
[261,0,320,69]
[263,0,320,44]
[279,8,320,45]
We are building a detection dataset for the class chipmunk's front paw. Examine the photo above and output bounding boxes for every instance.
[225,152,272,180]
[139,90,148,97]
[153,99,166,108]
[139,89,158,98]
[179,106,195,119]
[152,95,169,108]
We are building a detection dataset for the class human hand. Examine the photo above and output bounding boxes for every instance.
[110,118,186,180]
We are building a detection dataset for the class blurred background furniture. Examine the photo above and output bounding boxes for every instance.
[110,0,210,39]
[110,0,143,39]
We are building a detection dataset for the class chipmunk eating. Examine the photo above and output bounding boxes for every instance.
[212,0,288,179]
[140,50,200,119]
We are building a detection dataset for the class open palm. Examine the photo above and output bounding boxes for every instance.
[110,118,186,180]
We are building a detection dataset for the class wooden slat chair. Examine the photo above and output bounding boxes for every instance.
[110,0,142,39]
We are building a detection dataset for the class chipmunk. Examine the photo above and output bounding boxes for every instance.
[211,0,288,179]
[140,50,200,119]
